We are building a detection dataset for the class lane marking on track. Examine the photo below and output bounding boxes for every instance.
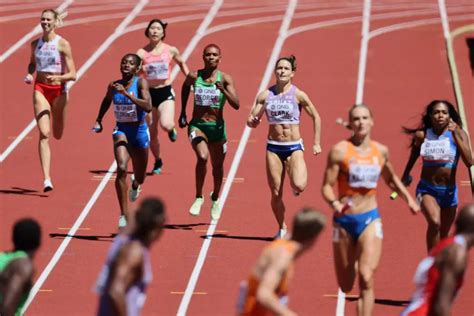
[0,0,74,63]
[194,230,228,233]
[20,1,150,313]
[171,292,207,295]
[222,177,244,183]
[20,1,223,314]
[7,136,32,140]
[324,294,359,299]
[2,6,471,163]
[338,0,370,314]
[176,1,298,315]
[57,227,91,230]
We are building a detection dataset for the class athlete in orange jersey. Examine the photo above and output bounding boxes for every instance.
[236,208,326,316]
[322,104,419,316]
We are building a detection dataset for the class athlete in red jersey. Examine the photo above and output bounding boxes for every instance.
[402,203,474,315]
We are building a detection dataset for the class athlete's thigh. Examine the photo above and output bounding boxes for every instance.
[33,91,51,134]
[332,224,357,284]
[113,134,130,165]
[333,224,357,270]
[286,150,307,183]
[420,194,441,224]
[190,128,209,158]
[149,108,159,132]
[158,99,175,126]
[208,141,226,167]
[357,219,383,271]
[266,151,285,192]
[51,92,68,119]
[51,93,68,136]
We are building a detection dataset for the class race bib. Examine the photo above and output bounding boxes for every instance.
[145,61,169,80]
[420,138,450,161]
[195,86,220,107]
[348,163,381,189]
[114,103,138,122]
[267,99,294,120]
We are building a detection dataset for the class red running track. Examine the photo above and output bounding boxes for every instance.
[0,0,473,315]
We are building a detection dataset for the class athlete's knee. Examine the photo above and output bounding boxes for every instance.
[160,121,174,131]
[39,129,51,140]
[116,163,128,177]
[196,152,209,163]
[427,217,441,231]
[270,190,283,202]
[53,128,63,140]
[358,267,375,290]
[292,181,306,193]
[339,282,354,293]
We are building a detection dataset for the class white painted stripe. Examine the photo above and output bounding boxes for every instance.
[437,0,451,39]
[355,0,371,105]
[169,0,223,82]
[439,1,474,193]
[176,1,298,315]
[337,0,370,314]
[19,0,149,311]
[0,0,74,63]
[20,161,117,314]
[368,14,474,39]
[0,0,149,163]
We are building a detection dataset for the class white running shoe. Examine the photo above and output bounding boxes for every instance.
[118,215,127,228]
[129,183,142,202]
[210,193,221,220]
[43,179,54,192]
[189,197,204,216]
[274,228,287,239]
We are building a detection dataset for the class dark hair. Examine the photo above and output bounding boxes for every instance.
[455,204,474,234]
[13,218,41,252]
[403,100,462,147]
[275,55,297,71]
[122,53,142,70]
[203,43,221,55]
[291,207,326,243]
[135,197,166,237]
[348,103,373,121]
[145,19,167,40]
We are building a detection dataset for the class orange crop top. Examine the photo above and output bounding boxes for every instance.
[237,239,295,316]
[337,140,384,197]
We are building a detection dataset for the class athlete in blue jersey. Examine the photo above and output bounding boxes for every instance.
[401,100,473,251]
[93,54,152,228]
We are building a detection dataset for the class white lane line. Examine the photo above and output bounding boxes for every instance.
[368,14,474,39]
[20,161,117,314]
[355,0,372,106]
[176,0,298,315]
[438,1,474,194]
[20,0,149,312]
[337,0,371,313]
[20,1,222,313]
[0,0,74,63]
[0,0,149,163]
[438,0,451,38]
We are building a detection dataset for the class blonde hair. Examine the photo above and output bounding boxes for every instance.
[41,9,68,28]
[291,207,326,242]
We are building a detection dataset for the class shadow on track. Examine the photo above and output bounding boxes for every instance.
[49,233,117,242]
[0,187,48,198]
[200,233,273,242]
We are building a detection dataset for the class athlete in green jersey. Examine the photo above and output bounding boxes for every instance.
[179,43,240,220]
[0,218,41,316]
